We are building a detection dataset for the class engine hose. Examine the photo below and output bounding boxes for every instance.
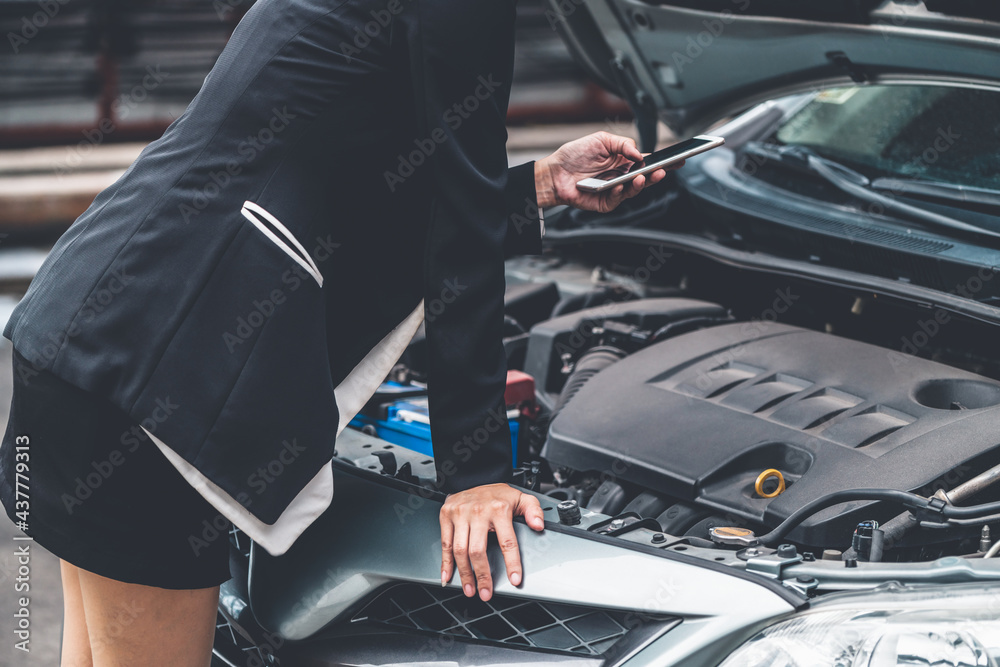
[759,488,1000,546]
[926,512,1000,528]
[551,346,627,423]
[939,499,1000,518]
[856,462,1000,559]
[758,489,920,546]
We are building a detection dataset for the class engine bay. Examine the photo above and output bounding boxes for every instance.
[543,312,1000,551]
[344,247,1000,580]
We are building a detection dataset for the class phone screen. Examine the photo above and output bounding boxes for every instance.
[627,137,717,172]
[578,135,724,192]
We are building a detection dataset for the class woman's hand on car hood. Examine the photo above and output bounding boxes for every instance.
[440,483,545,601]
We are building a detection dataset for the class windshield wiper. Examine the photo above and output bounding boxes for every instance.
[870,178,1000,211]
[742,141,1000,240]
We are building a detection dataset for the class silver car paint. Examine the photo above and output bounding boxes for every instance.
[248,431,799,648]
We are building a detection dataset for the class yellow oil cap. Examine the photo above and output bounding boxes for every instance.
[755,469,786,498]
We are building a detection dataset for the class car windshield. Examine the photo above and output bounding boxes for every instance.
[774,84,1000,192]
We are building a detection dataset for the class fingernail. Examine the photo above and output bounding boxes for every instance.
[441,571,448,587]
[464,584,474,597]
[511,572,521,586]
[480,588,491,601]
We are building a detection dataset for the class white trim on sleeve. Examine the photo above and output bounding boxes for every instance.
[144,299,426,556]
[241,201,324,288]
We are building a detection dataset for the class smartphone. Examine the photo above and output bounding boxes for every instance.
[576,134,725,193]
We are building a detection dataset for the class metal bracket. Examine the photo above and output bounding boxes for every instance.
[912,495,949,525]
[826,51,869,84]
[783,574,819,597]
[745,551,804,579]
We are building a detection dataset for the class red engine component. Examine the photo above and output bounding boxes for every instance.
[504,370,538,419]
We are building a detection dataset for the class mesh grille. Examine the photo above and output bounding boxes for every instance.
[213,612,279,667]
[229,524,251,560]
[356,582,650,656]
[692,178,954,256]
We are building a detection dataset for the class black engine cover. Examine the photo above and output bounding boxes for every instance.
[542,320,1000,546]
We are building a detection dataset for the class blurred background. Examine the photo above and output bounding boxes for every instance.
[0,0,636,234]
[0,0,651,335]
[0,1,647,662]
[0,0,632,146]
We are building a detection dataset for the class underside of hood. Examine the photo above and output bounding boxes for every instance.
[547,0,1000,145]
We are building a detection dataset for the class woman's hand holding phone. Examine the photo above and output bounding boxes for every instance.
[533,132,681,214]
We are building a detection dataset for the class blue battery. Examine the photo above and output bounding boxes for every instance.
[349,393,519,465]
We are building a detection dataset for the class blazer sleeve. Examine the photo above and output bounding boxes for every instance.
[504,161,544,258]
[407,0,520,494]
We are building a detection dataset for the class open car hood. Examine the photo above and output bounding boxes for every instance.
[548,0,1000,144]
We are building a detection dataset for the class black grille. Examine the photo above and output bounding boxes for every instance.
[686,177,962,294]
[692,177,954,257]
[229,525,252,561]
[356,583,653,656]
[213,612,279,667]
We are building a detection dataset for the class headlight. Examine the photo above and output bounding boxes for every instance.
[719,583,1000,667]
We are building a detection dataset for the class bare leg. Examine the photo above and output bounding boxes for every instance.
[75,566,218,667]
[60,560,93,667]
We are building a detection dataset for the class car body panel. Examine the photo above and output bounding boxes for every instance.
[248,430,799,643]
[549,0,1000,134]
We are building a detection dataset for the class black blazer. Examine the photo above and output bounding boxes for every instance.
[4,0,542,553]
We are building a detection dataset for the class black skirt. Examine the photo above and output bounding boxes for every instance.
[0,347,231,589]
